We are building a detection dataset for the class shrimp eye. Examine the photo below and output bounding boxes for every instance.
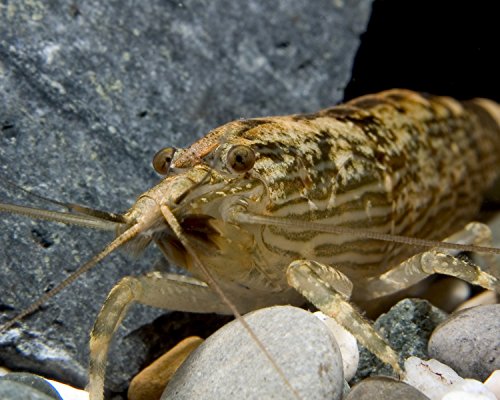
[152,147,176,175]
[226,145,256,173]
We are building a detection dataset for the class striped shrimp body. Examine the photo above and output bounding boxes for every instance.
[1,89,500,399]
[141,89,500,301]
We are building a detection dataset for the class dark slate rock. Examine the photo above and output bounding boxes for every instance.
[428,304,500,381]
[352,298,448,383]
[0,0,373,397]
[162,306,344,400]
[0,372,61,400]
[344,376,430,400]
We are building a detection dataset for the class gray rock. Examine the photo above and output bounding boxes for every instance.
[344,377,430,400]
[0,373,61,400]
[428,304,500,381]
[0,372,62,400]
[162,306,344,400]
[353,298,448,382]
[0,0,373,396]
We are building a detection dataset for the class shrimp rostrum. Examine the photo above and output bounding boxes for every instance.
[1,89,500,399]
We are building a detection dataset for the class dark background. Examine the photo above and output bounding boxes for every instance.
[346,0,500,102]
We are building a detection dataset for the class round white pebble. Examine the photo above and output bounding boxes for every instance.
[314,311,359,381]
[442,391,493,400]
[404,356,462,399]
[404,357,497,400]
[484,370,500,399]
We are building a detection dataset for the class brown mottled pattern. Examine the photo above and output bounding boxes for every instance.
[169,89,500,288]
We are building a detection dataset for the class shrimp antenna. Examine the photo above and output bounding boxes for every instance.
[234,211,500,255]
[0,173,126,224]
[160,204,303,400]
[0,219,148,332]
[0,202,121,231]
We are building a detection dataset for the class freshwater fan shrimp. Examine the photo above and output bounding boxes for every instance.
[1,89,500,399]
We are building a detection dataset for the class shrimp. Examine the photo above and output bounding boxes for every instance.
[1,89,499,399]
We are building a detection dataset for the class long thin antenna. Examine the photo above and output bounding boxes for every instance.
[0,174,127,223]
[0,202,119,231]
[160,204,303,400]
[234,212,500,255]
[0,221,145,332]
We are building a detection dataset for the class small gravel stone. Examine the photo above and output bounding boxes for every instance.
[128,336,203,400]
[484,370,500,399]
[314,311,359,381]
[442,393,493,400]
[424,277,471,313]
[454,291,497,312]
[440,382,497,400]
[404,356,463,398]
[162,306,344,400]
[354,298,448,382]
[344,376,430,399]
[0,372,62,400]
[428,304,500,381]
[404,357,496,400]
[45,379,89,400]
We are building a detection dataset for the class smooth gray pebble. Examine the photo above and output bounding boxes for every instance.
[0,373,62,400]
[344,377,430,399]
[428,304,500,381]
[162,306,344,400]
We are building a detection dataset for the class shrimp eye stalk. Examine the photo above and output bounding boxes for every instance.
[226,145,255,173]
[153,147,176,175]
